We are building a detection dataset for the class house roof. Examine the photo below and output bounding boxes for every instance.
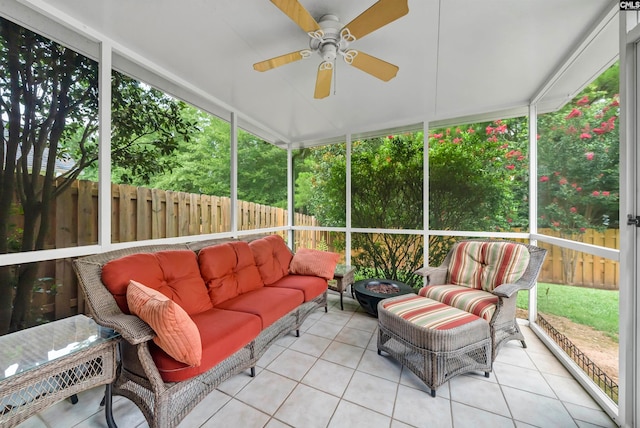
[4,0,619,147]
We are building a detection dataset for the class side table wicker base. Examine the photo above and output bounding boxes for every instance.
[0,315,120,428]
[377,294,491,397]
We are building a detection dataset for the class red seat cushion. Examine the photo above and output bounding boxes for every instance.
[101,250,213,315]
[215,287,303,329]
[267,274,327,302]
[151,308,261,382]
[249,235,293,285]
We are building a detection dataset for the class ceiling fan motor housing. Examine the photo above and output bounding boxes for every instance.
[309,14,349,62]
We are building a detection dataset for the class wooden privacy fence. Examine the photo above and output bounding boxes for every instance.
[45,179,321,245]
[21,179,321,323]
[12,178,621,323]
[536,228,619,290]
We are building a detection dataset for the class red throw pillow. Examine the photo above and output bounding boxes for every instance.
[127,280,202,367]
[289,248,340,280]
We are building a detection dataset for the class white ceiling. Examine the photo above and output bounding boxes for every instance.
[4,0,619,147]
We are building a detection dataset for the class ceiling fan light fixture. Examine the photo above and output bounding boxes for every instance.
[320,43,338,62]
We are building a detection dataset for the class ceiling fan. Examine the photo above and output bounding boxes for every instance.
[253,0,409,99]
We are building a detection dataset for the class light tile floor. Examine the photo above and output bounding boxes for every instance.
[18,293,618,428]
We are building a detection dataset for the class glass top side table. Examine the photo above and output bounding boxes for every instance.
[0,314,120,428]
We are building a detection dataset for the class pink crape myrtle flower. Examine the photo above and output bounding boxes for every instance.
[585,152,594,160]
[576,96,589,106]
[565,109,582,119]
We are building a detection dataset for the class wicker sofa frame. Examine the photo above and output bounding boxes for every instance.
[414,239,547,361]
[73,240,327,428]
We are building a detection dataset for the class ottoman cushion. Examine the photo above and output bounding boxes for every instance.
[377,294,491,396]
[382,294,481,330]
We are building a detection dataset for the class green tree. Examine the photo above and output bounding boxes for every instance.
[0,17,196,333]
[537,87,619,283]
[148,110,232,196]
[296,122,529,281]
[295,144,347,227]
[348,135,425,286]
[112,112,288,209]
[237,131,287,208]
[428,119,529,263]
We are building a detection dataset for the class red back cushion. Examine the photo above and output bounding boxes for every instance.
[249,235,293,285]
[101,253,163,313]
[198,241,264,306]
[198,243,240,306]
[101,250,213,315]
[231,241,265,294]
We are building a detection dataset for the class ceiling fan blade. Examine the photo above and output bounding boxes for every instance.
[314,61,333,99]
[270,0,321,33]
[253,50,310,72]
[342,0,409,41]
[347,51,398,82]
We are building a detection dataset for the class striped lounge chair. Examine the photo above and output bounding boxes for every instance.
[413,239,547,361]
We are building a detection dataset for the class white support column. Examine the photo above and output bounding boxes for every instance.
[230,112,238,234]
[98,41,112,249]
[423,121,430,268]
[287,144,294,247]
[528,103,538,322]
[346,134,352,264]
[619,10,639,427]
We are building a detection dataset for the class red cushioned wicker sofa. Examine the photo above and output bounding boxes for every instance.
[73,235,329,428]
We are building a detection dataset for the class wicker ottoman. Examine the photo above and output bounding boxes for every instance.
[377,294,492,397]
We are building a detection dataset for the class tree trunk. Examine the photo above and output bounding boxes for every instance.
[0,266,16,334]
[9,263,38,332]
[0,20,25,334]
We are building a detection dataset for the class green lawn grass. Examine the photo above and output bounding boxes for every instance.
[517,282,619,342]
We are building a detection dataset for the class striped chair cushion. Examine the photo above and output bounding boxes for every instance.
[446,241,530,292]
[419,284,498,322]
[481,242,530,292]
[382,295,480,330]
[446,241,484,289]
